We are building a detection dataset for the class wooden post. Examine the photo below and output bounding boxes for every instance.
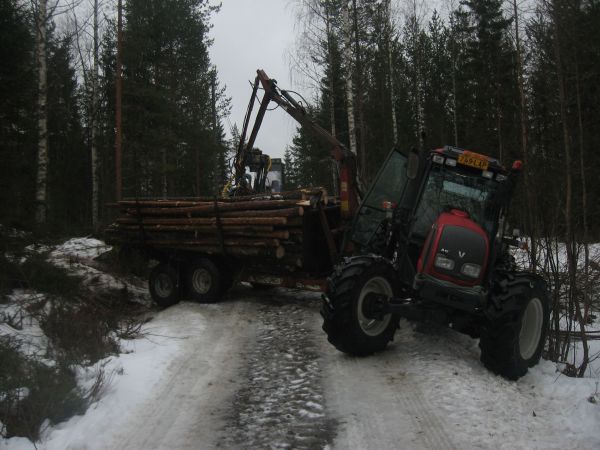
[115,0,123,201]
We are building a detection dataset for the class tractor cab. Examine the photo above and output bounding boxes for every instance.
[351,146,517,291]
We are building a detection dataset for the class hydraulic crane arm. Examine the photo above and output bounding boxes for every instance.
[233,69,360,218]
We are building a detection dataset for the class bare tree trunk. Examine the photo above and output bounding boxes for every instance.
[495,95,503,162]
[342,1,357,157]
[552,1,588,376]
[574,62,590,322]
[35,0,48,224]
[352,0,366,176]
[325,12,339,197]
[115,0,123,201]
[211,70,219,193]
[91,0,99,229]
[449,12,459,148]
[162,148,168,198]
[410,1,425,151]
[386,0,398,145]
[512,0,537,272]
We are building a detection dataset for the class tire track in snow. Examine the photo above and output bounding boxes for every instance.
[220,292,337,449]
[383,358,456,450]
[316,317,457,450]
[109,300,254,450]
[392,324,581,450]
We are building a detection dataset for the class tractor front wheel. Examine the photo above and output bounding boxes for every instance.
[479,282,549,380]
[321,257,400,356]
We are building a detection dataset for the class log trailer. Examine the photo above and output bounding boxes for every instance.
[107,70,549,380]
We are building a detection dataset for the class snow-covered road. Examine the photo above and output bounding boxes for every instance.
[4,285,599,450]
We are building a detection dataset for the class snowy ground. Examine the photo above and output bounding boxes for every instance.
[1,238,599,449]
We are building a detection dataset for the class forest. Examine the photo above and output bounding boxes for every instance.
[0,0,230,234]
[0,0,598,375]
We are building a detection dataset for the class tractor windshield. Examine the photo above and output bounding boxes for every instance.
[412,165,500,238]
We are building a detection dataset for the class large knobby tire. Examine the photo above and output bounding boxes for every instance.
[185,257,223,303]
[479,283,549,380]
[149,263,180,308]
[321,256,400,356]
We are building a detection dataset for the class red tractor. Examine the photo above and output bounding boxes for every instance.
[321,145,549,380]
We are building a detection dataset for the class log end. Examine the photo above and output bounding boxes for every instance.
[275,246,285,259]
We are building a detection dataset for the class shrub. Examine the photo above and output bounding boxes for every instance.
[0,338,86,441]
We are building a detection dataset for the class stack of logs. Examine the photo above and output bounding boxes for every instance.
[104,189,334,271]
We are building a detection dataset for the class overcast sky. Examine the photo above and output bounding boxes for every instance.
[209,0,299,160]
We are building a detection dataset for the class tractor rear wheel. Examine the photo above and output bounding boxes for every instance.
[321,256,400,356]
[479,282,549,380]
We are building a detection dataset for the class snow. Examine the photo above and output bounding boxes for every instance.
[321,318,600,450]
[35,308,194,450]
[1,306,192,450]
[513,240,600,271]
[0,291,50,362]
[49,237,111,261]
[46,237,149,305]
[2,237,599,449]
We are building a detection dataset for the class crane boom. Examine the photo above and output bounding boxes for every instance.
[232,69,361,218]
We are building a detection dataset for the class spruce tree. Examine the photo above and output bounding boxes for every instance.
[122,0,223,198]
[0,0,36,223]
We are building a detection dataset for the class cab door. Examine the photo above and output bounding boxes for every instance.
[351,148,409,252]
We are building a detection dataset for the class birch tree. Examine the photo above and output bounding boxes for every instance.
[34,0,49,224]
[91,0,99,228]
[69,0,104,229]
[385,0,398,145]
[342,1,358,157]
[33,0,81,225]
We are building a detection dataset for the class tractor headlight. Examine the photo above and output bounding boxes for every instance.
[434,254,455,271]
[461,263,482,278]
[445,158,457,167]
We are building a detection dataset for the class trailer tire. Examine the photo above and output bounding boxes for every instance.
[479,282,549,380]
[185,257,222,303]
[149,263,180,308]
[321,256,400,356]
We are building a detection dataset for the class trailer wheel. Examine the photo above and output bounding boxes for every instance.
[185,257,222,303]
[149,263,180,308]
[479,282,549,380]
[321,256,400,356]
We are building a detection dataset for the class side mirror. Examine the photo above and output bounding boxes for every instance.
[406,148,420,180]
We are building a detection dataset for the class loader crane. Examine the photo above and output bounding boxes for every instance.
[229,70,361,219]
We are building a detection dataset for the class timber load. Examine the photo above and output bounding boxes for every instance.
[104,188,341,274]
